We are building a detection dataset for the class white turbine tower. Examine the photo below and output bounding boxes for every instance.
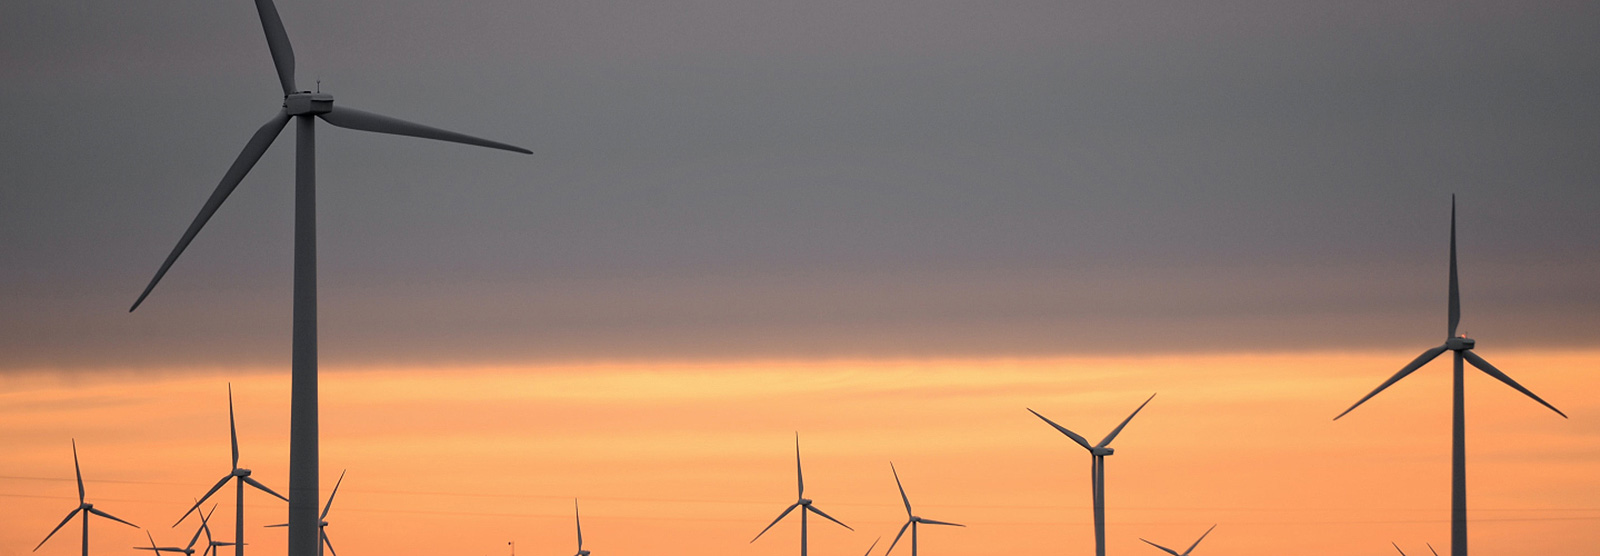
[751,434,854,556]
[127,3,529,556]
[174,386,287,556]
[267,470,345,556]
[1139,524,1215,556]
[1334,196,1565,556]
[1027,393,1155,556]
[33,440,140,556]
[883,463,964,556]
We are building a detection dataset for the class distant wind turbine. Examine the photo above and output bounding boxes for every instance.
[884,463,964,556]
[1334,196,1566,556]
[751,434,854,556]
[572,499,590,556]
[1393,541,1441,556]
[1139,524,1215,556]
[1027,394,1155,556]
[33,440,140,556]
[267,470,345,556]
[174,386,287,556]
[138,506,227,556]
[127,2,529,555]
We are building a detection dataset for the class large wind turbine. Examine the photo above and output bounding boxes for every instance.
[33,440,140,556]
[751,435,854,556]
[1027,393,1155,556]
[1139,524,1215,556]
[174,386,287,556]
[267,470,345,556]
[572,499,590,556]
[1334,197,1566,556]
[127,2,529,556]
[884,463,963,556]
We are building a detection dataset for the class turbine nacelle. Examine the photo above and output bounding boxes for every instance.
[799,498,813,506]
[284,93,333,116]
[1444,336,1475,351]
[1090,447,1114,456]
[233,468,253,477]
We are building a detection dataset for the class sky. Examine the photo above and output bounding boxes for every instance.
[2,0,1598,554]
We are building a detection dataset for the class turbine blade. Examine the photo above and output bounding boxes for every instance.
[918,518,964,527]
[33,508,80,551]
[1427,543,1439,556]
[1182,524,1216,555]
[322,533,337,556]
[1139,538,1181,556]
[885,522,911,556]
[806,505,853,531]
[263,524,287,528]
[252,0,296,95]
[144,531,159,553]
[862,537,880,556]
[1463,351,1567,418]
[574,499,582,550]
[1098,393,1157,448]
[1393,541,1407,556]
[88,506,139,528]
[749,503,798,543]
[72,439,84,503]
[229,385,239,469]
[890,463,912,517]
[322,470,346,520]
[176,476,234,526]
[242,476,289,502]
[1334,345,1447,420]
[1448,196,1460,337]
[1026,408,1092,450]
[317,106,530,154]
[130,111,290,312]
[795,432,804,498]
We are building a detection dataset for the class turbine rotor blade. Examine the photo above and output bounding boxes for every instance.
[890,463,911,517]
[574,499,582,550]
[176,476,234,526]
[264,524,287,528]
[72,439,84,503]
[321,534,336,556]
[317,106,531,154]
[918,518,964,527]
[242,476,289,502]
[322,470,346,520]
[1139,538,1181,556]
[806,505,852,531]
[749,503,798,543]
[795,433,804,498]
[1183,524,1216,555]
[1026,408,1092,450]
[1393,541,1407,556]
[885,522,911,556]
[88,506,139,528]
[229,385,239,469]
[1334,345,1447,420]
[1448,195,1459,338]
[252,0,296,95]
[130,110,290,312]
[33,508,80,551]
[862,537,880,556]
[1427,543,1439,556]
[1098,393,1156,448]
[1463,351,1567,418]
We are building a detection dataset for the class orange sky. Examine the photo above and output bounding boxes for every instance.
[3,351,1597,556]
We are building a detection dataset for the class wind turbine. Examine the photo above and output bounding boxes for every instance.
[1334,196,1566,556]
[174,385,287,556]
[884,463,963,556]
[572,499,590,556]
[127,2,529,556]
[1027,393,1155,556]
[138,506,228,556]
[1393,541,1441,556]
[267,470,345,556]
[33,440,140,556]
[1139,524,1215,556]
[751,434,854,556]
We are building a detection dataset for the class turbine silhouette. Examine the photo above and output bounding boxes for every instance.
[883,463,963,556]
[33,440,140,556]
[137,506,226,556]
[1334,196,1565,556]
[1139,524,1215,556]
[572,500,590,556]
[127,3,528,556]
[1027,393,1155,556]
[174,385,287,556]
[266,470,345,556]
[751,434,854,556]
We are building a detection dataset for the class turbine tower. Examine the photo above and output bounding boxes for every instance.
[1027,394,1155,556]
[267,470,346,556]
[751,434,854,556]
[884,463,964,556]
[174,386,287,556]
[127,3,529,556]
[1139,524,1215,556]
[1334,196,1566,556]
[33,440,140,556]
[572,499,590,556]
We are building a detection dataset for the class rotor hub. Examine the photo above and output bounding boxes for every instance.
[284,92,333,116]
[1091,447,1114,456]
[1445,336,1475,351]
[234,468,251,476]
[799,498,813,505]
